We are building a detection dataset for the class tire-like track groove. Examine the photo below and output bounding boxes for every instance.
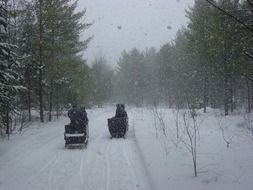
[21,153,59,190]
[105,141,112,190]
[122,140,138,190]
[47,152,60,190]
[132,123,154,190]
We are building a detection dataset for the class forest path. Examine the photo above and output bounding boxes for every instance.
[0,107,151,190]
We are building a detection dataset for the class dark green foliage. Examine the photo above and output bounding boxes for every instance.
[91,56,113,107]
[1,0,94,131]
[113,0,253,114]
[114,49,147,106]
[0,0,23,136]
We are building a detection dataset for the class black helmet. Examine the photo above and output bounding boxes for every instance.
[80,105,86,111]
[72,102,78,108]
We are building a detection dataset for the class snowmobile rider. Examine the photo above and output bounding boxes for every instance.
[80,106,89,125]
[115,104,127,118]
[68,104,88,127]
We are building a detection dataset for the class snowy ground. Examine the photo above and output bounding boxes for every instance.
[0,106,253,190]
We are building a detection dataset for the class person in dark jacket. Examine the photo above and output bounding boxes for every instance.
[115,104,127,118]
[115,104,120,117]
[80,106,89,125]
[80,106,89,138]
[68,104,86,126]
[114,104,128,132]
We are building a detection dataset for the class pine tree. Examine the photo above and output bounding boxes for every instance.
[31,0,92,121]
[17,0,37,121]
[0,0,22,137]
[115,48,147,106]
[91,56,113,107]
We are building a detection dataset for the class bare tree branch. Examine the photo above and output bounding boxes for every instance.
[247,0,253,8]
[247,76,253,82]
[205,0,253,33]
[244,51,253,59]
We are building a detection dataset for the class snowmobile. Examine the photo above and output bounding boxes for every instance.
[64,122,88,148]
[108,116,128,138]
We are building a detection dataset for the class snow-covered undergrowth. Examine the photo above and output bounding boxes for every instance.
[0,106,252,190]
[129,107,253,190]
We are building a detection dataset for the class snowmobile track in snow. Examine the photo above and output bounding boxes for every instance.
[0,108,152,190]
[105,141,112,190]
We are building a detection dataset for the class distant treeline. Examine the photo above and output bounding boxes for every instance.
[113,0,253,115]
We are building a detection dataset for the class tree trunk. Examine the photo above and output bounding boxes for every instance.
[224,63,229,116]
[39,0,44,123]
[224,80,229,115]
[39,72,43,122]
[49,80,53,121]
[55,85,59,119]
[6,103,10,140]
[49,28,55,122]
[27,67,32,121]
[251,80,253,110]
[229,76,234,113]
[56,99,59,119]
[247,79,251,113]
[203,76,208,113]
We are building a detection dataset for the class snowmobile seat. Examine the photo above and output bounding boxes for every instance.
[64,123,88,148]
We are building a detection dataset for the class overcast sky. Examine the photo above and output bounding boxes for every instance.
[78,0,195,67]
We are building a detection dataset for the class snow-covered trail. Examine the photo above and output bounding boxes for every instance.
[0,108,151,190]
